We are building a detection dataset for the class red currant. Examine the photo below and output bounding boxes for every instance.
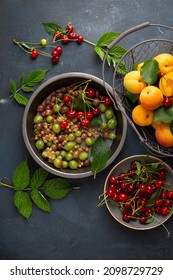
[31,49,39,59]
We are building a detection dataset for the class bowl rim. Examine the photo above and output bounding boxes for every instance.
[104,154,173,230]
[22,72,127,178]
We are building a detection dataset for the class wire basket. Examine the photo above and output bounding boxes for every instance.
[102,22,173,157]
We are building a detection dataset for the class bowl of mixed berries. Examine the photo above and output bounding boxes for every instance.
[22,72,127,178]
[100,154,173,234]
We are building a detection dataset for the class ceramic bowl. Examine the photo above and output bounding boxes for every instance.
[22,72,127,178]
[104,154,173,230]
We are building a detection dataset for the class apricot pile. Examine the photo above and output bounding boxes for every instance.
[123,53,173,148]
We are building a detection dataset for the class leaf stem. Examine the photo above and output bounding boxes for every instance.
[0,181,14,189]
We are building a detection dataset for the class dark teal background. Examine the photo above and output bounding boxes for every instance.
[0,0,173,260]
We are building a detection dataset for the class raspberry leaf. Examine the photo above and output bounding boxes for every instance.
[14,190,32,220]
[25,69,49,86]
[30,168,49,189]
[43,178,73,199]
[13,92,28,106]
[31,189,51,212]
[12,159,30,190]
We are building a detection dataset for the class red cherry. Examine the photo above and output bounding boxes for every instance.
[93,108,101,116]
[66,24,74,33]
[119,193,128,201]
[81,119,90,127]
[62,35,69,44]
[161,206,170,215]
[86,111,93,119]
[59,120,68,128]
[68,32,78,39]
[77,35,84,43]
[167,190,173,200]
[31,49,39,59]
[54,30,62,40]
[163,96,172,107]
[67,109,77,119]
[109,175,117,184]
[52,56,60,64]
[104,97,111,106]
[86,88,96,98]
[55,46,63,54]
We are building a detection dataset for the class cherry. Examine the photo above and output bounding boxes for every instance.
[161,206,170,215]
[164,199,172,207]
[139,183,147,193]
[112,193,119,202]
[119,193,128,201]
[155,198,163,207]
[109,175,117,184]
[31,49,39,59]
[55,46,63,54]
[86,88,96,98]
[163,96,172,108]
[104,97,111,106]
[122,213,130,223]
[81,119,90,127]
[52,56,60,64]
[63,94,71,103]
[139,216,147,224]
[86,111,93,119]
[54,30,62,40]
[167,190,173,200]
[62,35,69,44]
[67,109,77,119]
[66,24,74,33]
[51,49,59,57]
[77,35,84,43]
[92,108,101,116]
[68,32,78,39]
[155,180,164,188]
[77,111,85,119]
[107,188,114,197]
[158,170,166,180]
[59,120,68,128]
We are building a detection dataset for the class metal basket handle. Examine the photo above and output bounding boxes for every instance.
[102,22,173,157]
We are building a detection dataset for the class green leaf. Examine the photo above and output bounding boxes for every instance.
[31,189,50,212]
[108,45,126,58]
[14,190,32,220]
[90,136,111,174]
[154,105,173,123]
[10,79,17,94]
[90,115,103,126]
[21,85,34,92]
[13,92,28,106]
[19,73,25,87]
[25,69,49,87]
[96,32,120,47]
[94,46,105,60]
[30,168,49,189]
[116,61,127,74]
[126,91,139,103]
[43,178,73,199]
[42,22,65,35]
[140,59,160,84]
[73,96,85,111]
[171,122,173,134]
[12,159,30,190]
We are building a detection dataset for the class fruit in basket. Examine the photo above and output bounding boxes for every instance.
[155,122,173,147]
[139,86,163,110]
[154,53,173,75]
[132,104,154,126]
[123,70,147,94]
[159,72,173,97]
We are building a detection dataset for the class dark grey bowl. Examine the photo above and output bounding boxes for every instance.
[104,154,173,230]
[22,72,127,178]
